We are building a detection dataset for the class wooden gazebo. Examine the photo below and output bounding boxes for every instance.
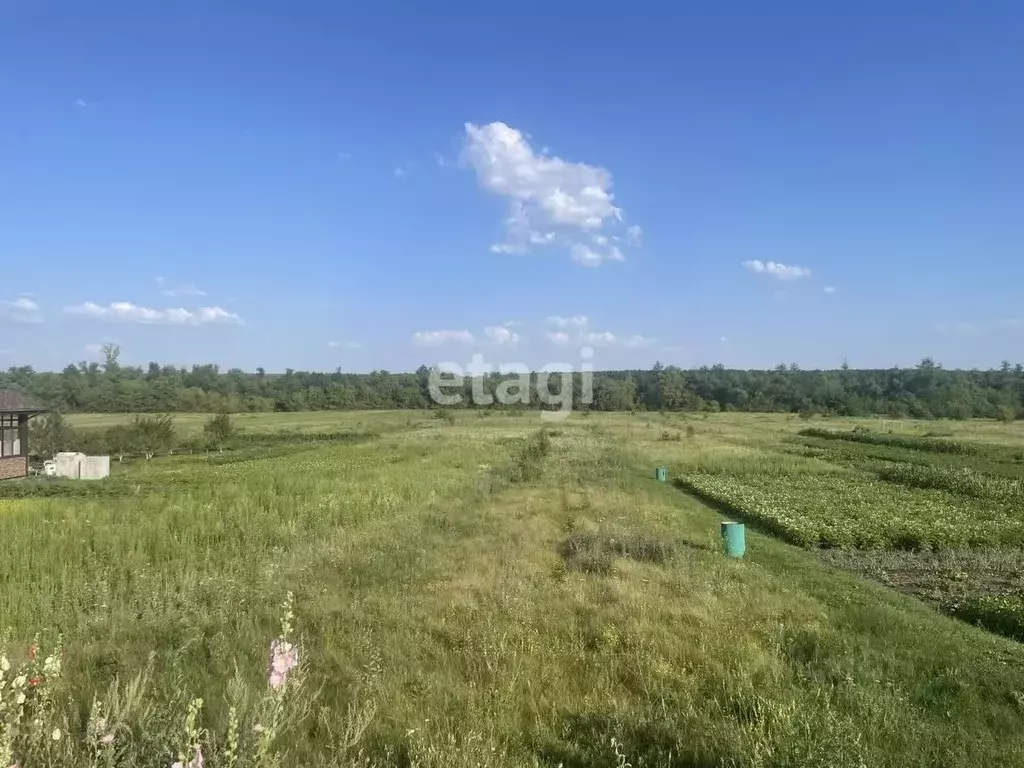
[0,390,45,480]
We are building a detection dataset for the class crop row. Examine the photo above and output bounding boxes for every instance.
[797,428,981,456]
[876,463,1024,505]
[678,469,1024,550]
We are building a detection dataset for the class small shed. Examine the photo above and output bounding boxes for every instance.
[0,389,46,480]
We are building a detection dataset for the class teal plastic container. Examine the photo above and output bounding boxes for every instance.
[721,521,746,558]
[655,467,667,482]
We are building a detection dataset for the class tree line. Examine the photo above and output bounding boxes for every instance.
[3,345,1023,421]
[29,412,236,462]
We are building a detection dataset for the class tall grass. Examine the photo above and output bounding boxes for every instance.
[1,413,1023,765]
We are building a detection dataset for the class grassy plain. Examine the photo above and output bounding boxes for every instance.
[2,411,1024,766]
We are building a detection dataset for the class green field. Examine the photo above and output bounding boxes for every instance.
[2,411,1024,766]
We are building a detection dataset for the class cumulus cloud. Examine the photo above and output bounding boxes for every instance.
[545,315,589,328]
[546,331,572,345]
[461,121,639,265]
[545,321,654,348]
[824,286,838,294]
[571,242,623,267]
[412,329,474,346]
[742,260,812,280]
[65,301,241,326]
[1,297,42,324]
[581,331,655,348]
[484,326,520,346]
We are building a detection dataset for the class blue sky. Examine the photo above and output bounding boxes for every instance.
[2,1,1022,373]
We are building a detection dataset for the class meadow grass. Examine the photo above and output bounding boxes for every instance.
[1,412,1023,766]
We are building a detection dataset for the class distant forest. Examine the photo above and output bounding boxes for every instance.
[2,347,1023,420]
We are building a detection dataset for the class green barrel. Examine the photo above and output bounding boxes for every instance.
[720,521,745,558]
[655,467,667,482]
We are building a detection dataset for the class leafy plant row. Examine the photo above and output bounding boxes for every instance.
[797,427,981,456]
[876,463,1024,505]
[676,469,1024,550]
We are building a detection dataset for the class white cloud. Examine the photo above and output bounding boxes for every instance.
[546,315,589,328]
[9,297,39,312]
[327,341,340,348]
[546,325,654,348]
[742,260,812,280]
[583,331,618,346]
[823,286,837,294]
[461,121,638,265]
[156,277,207,298]
[1,297,42,324]
[74,98,88,108]
[625,225,643,245]
[579,331,653,347]
[412,329,474,346]
[484,326,520,346]
[571,242,623,267]
[625,334,654,348]
[65,301,241,326]
[719,336,729,342]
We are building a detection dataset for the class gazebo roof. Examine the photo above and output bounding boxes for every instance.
[0,389,45,414]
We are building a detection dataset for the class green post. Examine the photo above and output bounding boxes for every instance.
[721,521,745,558]
[655,467,667,482]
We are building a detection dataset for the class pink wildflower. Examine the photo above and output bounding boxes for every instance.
[268,638,298,690]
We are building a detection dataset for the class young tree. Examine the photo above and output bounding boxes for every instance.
[28,412,75,460]
[130,414,175,460]
[203,412,234,451]
[105,424,136,462]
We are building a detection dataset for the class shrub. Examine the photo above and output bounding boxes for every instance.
[28,413,75,460]
[505,429,552,484]
[105,424,136,462]
[203,413,234,451]
[130,414,176,460]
